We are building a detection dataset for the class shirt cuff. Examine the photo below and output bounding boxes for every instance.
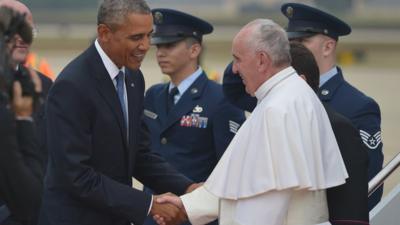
[147,195,153,215]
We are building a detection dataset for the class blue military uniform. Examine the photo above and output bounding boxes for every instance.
[143,8,246,225]
[281,3,384,210]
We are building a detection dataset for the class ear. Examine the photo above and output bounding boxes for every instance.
[258,51,271,73]
[322,38,336,57]
[189,43,202,59]
[97,24,112,43]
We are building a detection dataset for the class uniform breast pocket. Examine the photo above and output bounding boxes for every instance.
[175,113,212,147]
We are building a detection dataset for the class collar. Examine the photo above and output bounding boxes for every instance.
[319,66,338,87]
[255,66,296,102]
[169,67,203,94]
[95,39,125,80]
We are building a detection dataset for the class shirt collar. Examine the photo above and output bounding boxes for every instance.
[254,66,296,101]
[319,66,338,87]
[95,39,125,80]
[169,67,203,94]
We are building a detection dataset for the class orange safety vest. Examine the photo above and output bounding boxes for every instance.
[24,52,55,81]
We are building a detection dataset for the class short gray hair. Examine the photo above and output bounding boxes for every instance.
[244,19,291,67]
[97,0,151,27]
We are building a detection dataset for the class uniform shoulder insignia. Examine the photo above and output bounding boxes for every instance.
[229,120,240,134]
[360,130,382,150]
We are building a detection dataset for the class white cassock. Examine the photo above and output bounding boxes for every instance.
[181,67,348,225]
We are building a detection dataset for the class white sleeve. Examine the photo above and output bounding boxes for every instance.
[180,186,219,225]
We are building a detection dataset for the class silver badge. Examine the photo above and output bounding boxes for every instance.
[144,109,158,119]
[154,11,163,25]
[321,89,330,96]
[190,88,198,94]
[193,105,203,113]
[286,6,294,18]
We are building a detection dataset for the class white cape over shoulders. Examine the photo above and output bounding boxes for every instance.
[204,67,348,199]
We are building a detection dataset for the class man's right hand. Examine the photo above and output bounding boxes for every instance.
[12,81,33,117]
[150,194,187,225]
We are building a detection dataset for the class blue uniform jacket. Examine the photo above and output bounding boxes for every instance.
[144,73,245,183]
[319,67,383,210]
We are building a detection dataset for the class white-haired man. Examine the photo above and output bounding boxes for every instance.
[154,19,348,225]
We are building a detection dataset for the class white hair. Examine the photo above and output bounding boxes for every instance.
[243,19,291,67]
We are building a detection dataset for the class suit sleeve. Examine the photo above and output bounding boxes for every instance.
[352,99,383,210]
[46,80,153,224]
[212,98,246,159]
[133,119,193,195]
[0,108,42,224]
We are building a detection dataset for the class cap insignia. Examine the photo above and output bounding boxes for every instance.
[154,11,163,25]
[286,6,294,18]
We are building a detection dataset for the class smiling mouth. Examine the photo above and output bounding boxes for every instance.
[133,54,145,62]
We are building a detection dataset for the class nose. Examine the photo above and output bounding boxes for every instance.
[139,35,151,52]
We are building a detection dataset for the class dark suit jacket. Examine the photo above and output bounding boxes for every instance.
[0,105,43,225]
[40,44,192,225]
[33,70,53,169]
[222,65,370,224]
[323,104,369,224]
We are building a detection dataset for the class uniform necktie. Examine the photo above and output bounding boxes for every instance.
[116,71,128,131]
[167,86,179,113]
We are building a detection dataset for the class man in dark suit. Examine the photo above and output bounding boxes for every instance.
[281,3,383,210]
[143,8,245,225]
[39,1,195,225]
[222,42,369,225]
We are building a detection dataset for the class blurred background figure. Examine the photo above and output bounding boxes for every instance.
[0,5,44,225]
[0,0,53,169]
[143,8,245,225]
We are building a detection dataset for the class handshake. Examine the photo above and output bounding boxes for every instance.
[149,183,201,225]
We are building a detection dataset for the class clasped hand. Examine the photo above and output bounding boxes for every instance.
[150,193,186,225]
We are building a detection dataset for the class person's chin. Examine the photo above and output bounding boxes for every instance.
[13,53,28,63]
[127,62,141,71]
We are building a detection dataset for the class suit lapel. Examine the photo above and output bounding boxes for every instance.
[162,74,208,132]
[154,84,169,125]
[88,45,128,148]
[319,67,345,102]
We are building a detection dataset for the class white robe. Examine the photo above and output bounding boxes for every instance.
[181,67,348,225]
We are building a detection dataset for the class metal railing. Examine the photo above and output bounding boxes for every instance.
[369,152,400,196]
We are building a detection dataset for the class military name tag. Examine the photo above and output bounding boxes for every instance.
[144,109,158,119]
[180,114,208,128]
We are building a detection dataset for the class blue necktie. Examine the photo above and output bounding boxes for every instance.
[116,71,128,131]
[167,86,179,113]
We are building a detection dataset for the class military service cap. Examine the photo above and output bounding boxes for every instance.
[281,3,351,40]
[151,8,213,45]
